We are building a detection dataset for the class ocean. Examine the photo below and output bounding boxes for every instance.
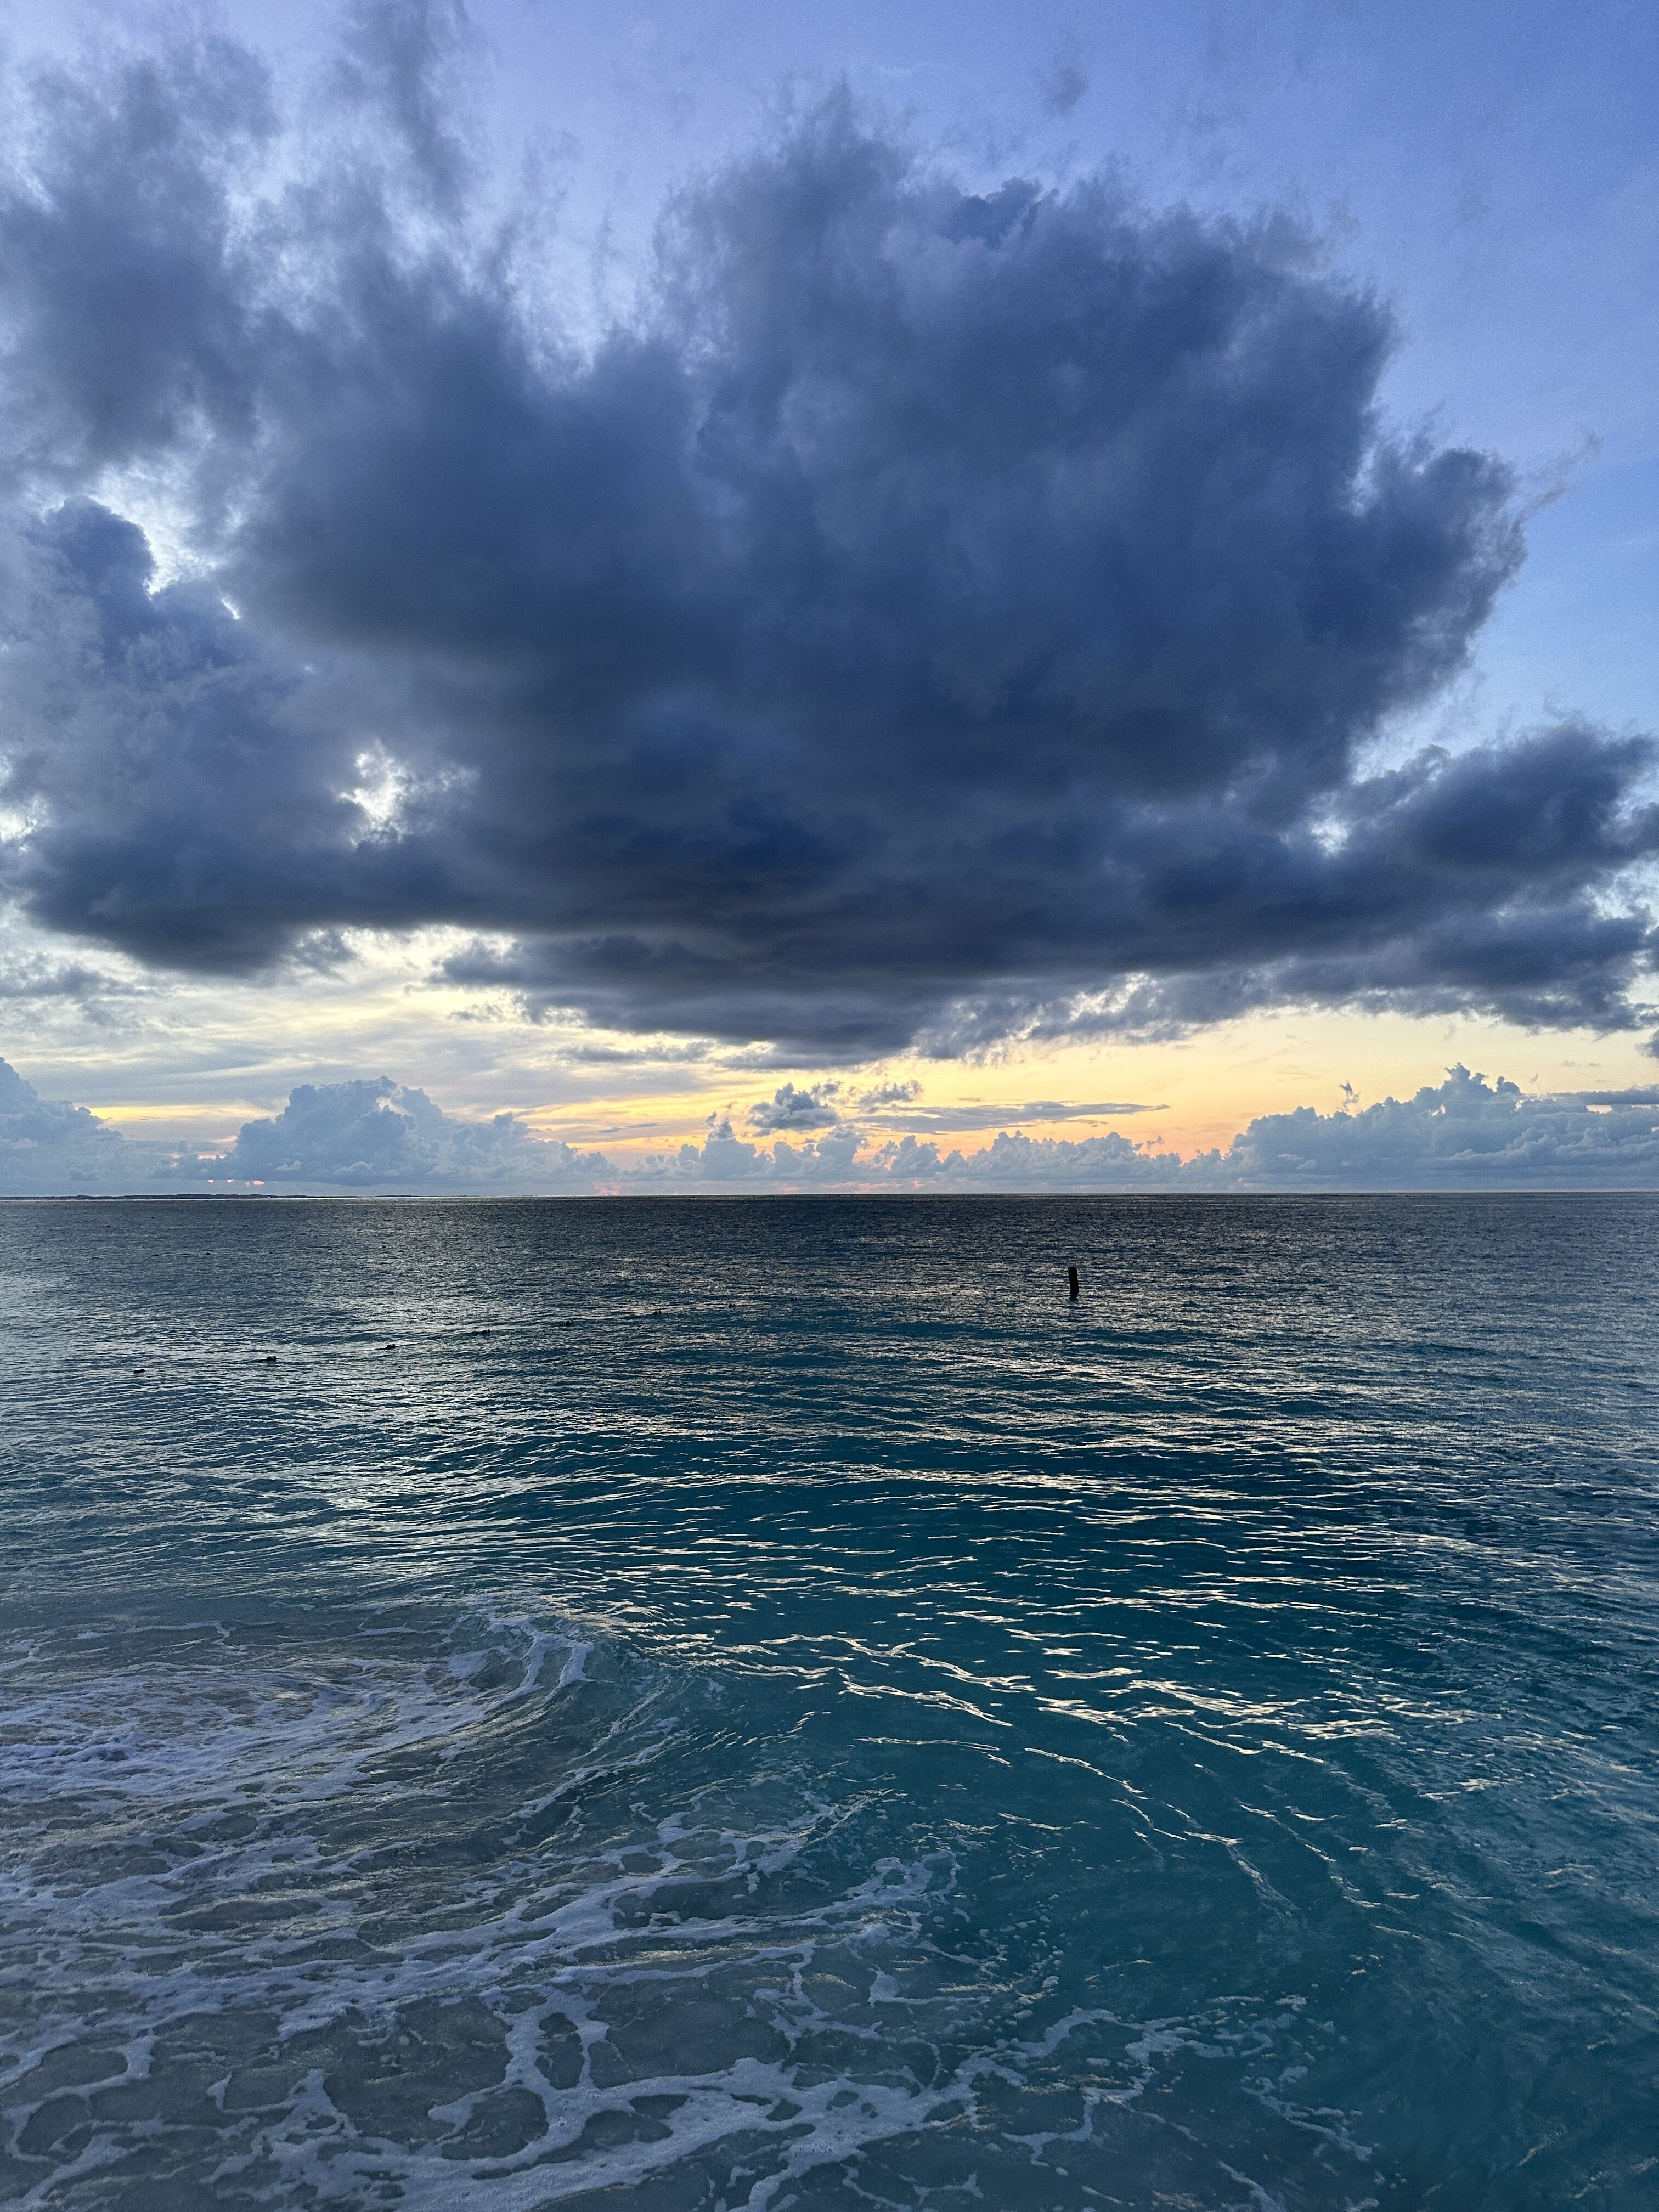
[2,1194,1656,2210]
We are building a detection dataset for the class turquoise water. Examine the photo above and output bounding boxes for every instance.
[2,1194,1657,2209]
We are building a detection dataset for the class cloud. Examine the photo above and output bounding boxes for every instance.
[0,945,127,1002]
[857,1096,1165,1133]
[746,1080,840,1131]
[1042,38,1090,117]
[2,1057,1657,1195]
[634,1065,1659,1189]
[215,1077,603,1190]
[736,1077,1165,1133]
[663,1115,870,1187]
[0,1056,133,1192]
[841,1065,1659,1189]
[0,1057,607,1195]
[1197,1064,1659,1189]
[0,12,1654,1059]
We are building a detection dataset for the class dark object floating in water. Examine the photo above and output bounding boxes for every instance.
[264,1354,277,1364]
[384,1341,396,1350]
[1068,1265,1081,1299]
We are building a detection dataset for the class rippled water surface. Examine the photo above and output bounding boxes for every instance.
[3,1194,1657,2209]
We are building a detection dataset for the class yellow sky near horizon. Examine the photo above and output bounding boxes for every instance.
[515,1007,1658,1159]
[51,992,1659,1162]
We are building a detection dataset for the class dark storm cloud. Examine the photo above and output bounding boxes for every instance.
[1,5,1655,1055]
[0,500,449,967]
[0,28,271,487]
[746,1081,842,1132]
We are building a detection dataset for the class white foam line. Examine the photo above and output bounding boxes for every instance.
[1,1606,1381,2211]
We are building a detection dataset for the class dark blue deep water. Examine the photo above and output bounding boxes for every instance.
[3,1195,1657,2209]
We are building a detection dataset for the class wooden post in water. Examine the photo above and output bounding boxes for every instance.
[1068,1265,1080,1300]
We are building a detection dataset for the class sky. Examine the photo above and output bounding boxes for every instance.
[0,0,1656,1192]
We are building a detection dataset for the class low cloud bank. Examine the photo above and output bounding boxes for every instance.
[222,1079,596,1190]
[1195,1069,1659,1189]
[0,1064,603,1195]
[0,1054,131,1192]
[5,1058,1659,1195]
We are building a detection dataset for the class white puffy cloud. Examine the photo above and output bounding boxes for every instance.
[216,1079,606,1190]
[0,1059,607,1195]
[1199,1064,1659,1189]
[0,1055,132,1192]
